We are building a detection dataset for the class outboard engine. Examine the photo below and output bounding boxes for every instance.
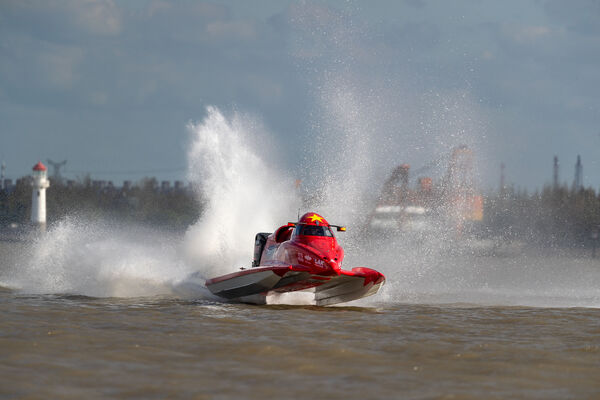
[252,232,271,267]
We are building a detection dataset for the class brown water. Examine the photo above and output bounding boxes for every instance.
[1,240,600,399]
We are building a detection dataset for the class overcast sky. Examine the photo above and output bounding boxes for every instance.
[2,0,600,191]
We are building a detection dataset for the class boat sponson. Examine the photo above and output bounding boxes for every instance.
[205,266,298,299]
[313,268,385,306]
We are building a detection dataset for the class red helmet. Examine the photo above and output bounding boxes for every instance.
[298,212,329,226]
[294,212,334,238]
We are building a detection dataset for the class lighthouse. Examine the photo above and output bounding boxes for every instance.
[31,161,50,230]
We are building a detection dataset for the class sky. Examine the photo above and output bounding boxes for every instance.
[1,0,600,192]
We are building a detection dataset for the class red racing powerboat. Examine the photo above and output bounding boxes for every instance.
[205,212,385,306]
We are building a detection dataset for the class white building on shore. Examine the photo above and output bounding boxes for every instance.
[31,161,50,230]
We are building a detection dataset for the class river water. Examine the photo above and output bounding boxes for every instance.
[1,239,599,399]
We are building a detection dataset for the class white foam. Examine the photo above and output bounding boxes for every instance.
[5,218,195,297]
[184,107,299,278]
[4,106,299,299]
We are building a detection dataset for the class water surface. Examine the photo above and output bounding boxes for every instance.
[1,240,599,399]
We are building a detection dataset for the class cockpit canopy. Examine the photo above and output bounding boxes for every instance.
[294,212,334,238]
[294,223,334,237]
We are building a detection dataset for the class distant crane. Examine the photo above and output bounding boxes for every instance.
[369,145,483,235]
[443,145,483,224]
[46,159,67,184]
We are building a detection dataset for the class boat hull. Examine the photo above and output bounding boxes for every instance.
[205,213,385,306]
[205,265,385,306]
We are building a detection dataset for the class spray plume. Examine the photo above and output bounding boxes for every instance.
[184,107,299,277]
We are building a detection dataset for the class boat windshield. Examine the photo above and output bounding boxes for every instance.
[294,224,334,237]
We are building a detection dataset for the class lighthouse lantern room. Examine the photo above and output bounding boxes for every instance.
[31,161,50,229]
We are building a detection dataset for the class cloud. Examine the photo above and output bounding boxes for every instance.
[2,0,600,190]
[71,0,122,36]
[89,91,108,105]
[39,44,84,88]
[0,0,122,40]
[146,0,229,21]
[482,50,494,60]
[0,34,84,93]
[205,20,257,41]
[141,1,233,43]
[503,24,552,43]
[241,75,283,105]
[544,0,600,35]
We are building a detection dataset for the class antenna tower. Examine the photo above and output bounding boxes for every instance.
[46,159,67,184]
[574,155,583,191]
